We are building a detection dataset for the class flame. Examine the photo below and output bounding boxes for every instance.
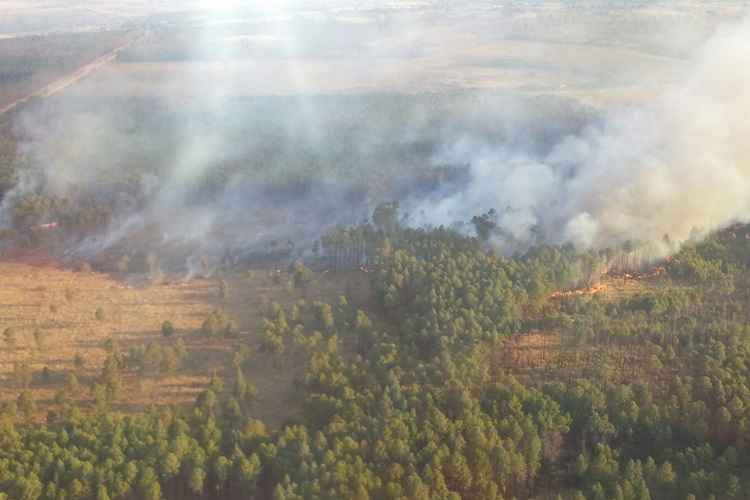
[550,282,608,299]
[550,263,668,300]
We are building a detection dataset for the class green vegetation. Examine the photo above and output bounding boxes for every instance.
[95,307,106,322]
[161,320,175,339]
[2,211,750,499]
[2,326,17,348]
[201,310,237,339]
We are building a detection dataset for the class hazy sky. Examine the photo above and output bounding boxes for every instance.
[1,1,746,36]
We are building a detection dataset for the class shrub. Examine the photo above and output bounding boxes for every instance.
[41,366,52,384]
[73,353,86,371]
[174,338,188,361]
[65,373,80,395]
[293,262,313,289]
[17,391,36,418]
[161,346,180,373]
[201,310,236,338]
[3,327,17,348]
[33,328,47,349]
[95,307,106,321]
[161,320,175,338]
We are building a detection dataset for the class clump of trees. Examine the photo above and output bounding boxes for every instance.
[126,339,189,376]
[201,310,236,338]
[161,320,175,338]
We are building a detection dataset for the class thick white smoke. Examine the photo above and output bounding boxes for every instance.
[410,16,750,253]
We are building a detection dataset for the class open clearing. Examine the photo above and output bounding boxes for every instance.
[0,258,370,426]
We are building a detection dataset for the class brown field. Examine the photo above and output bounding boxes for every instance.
[0,258,370,426]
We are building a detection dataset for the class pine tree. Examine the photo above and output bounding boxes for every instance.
[161,320,175,338]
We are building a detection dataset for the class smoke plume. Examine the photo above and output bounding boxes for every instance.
[0,4,748,269]
[410,16,750,254]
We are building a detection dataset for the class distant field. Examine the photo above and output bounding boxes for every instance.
[76,38,684,106]
[1,1,744,112]
[73,19,693,107]
[0,30,130,113]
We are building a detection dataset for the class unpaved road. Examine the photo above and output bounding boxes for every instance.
[0,32,139,116]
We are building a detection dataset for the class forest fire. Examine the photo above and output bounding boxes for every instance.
[550,282,608,299]
[609,266,667,281]
[550,264,668,300]
[31,222,58,231]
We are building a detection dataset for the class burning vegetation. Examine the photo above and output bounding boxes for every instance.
[0,4,750,500]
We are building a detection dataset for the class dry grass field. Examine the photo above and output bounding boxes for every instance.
[68,33,688,108]
[57,1,746,108]
[0,257,370,426]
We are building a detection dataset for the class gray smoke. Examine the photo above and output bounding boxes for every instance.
[408,16,750,254]
[0,3,748,268]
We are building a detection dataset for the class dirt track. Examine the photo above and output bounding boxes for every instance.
[0,32,139,116]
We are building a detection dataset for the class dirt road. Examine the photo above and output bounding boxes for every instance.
[0,32,139,116]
